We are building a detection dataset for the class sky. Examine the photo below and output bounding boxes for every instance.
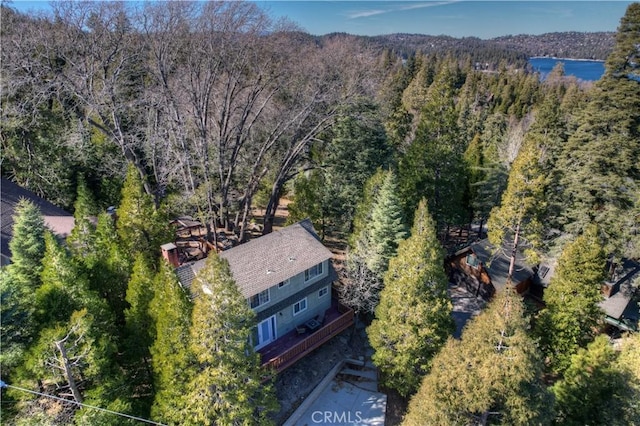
[7,0,636,39]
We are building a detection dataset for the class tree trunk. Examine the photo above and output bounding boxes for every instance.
[55,339,83,404]
[507,222,520,285]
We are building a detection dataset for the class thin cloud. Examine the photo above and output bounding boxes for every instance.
[346,1,461,19]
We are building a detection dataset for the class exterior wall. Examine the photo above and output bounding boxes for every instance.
[250,259,333,347]
[275,283,332,337]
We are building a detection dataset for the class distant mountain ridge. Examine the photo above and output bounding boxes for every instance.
[317,31,616,62]
[492,31,615,60]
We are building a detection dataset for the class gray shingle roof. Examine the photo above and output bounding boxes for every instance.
[469,239,534,292]
[177,219,333,298]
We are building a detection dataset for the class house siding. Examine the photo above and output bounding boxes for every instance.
[250,259,334,345]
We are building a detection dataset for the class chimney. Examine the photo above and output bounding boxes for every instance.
[161,243,179,268]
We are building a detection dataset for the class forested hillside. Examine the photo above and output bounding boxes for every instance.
[1,1,639,425]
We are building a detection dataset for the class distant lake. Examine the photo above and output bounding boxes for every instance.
[528,57,605,82]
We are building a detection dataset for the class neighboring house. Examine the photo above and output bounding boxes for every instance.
[448,238,537,300]
[167,219,353,371]
[599,259,640,332]
[1,178,75,266]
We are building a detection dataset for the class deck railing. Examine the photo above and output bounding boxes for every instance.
[262,305,354,373]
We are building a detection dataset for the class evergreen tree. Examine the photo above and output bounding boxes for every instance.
[84,212,131,325]
[487,133,547,278]
[184,254,277,425]
[616,331,640,421]
[286,170,326,235]
[367,200,454,396]
[357,170,407,278]
[398,61,467,230]
[403,287,553,425]
[9,233,127,424]
[535,227,606,374]
[67,174,98,255]
[552,335,636,425]
[6,198,46,289]
[149,261,195,425]
[348,169,387,250]
[558,3,640,259]
[117,164,170,264]
[123,253,157,416]
[322,105,391,233]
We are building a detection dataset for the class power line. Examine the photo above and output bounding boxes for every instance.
[0,381,167,426]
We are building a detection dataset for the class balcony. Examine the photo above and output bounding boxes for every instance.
[259,298,354,374]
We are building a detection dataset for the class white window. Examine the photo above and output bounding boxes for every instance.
[318,287,329,298]
[466,254,480,269]
[278,279,289,289]
[304,262,324,282]
[293,298,307,316]
[250,289,270,309]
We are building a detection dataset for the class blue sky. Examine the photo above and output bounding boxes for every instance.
[7,1,636,39]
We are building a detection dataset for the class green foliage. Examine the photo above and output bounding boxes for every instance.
[184,254,277,425]
[558,4,640,259]
[83,212,131,325]
[367,200,454,396]
[34,232,87,326]
[398,62,468,228]
[353,170,407,278]
[552,335,636,425]
[123,253,157,415]
[286,170,326,233]
[117,164,171,264]
[403,288,553,425]
[149,262,195,424]
[536,227,606,374]
[0,269,32,379]
[7,199,46,289]
[322,106,392,233]
[67,175,98,255]
[488,133,547,267]
[349,169,387,249]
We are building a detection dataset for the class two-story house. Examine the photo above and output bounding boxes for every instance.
[168,219,353,372]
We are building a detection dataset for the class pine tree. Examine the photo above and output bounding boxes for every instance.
[6,198,46,289]
[123,253,157,416]
[403,287,553,425]
[348,169,387,250]
[67,174,98,255]
[398,61,467,230]
[552,335,636,425]
[117,163,170,263]
[487,133,547,277]
[535,227,606,374]
[359,170,408,278]
[367,200,454,396]
[85,212,131,325]
[149,261,195,425]
[322,105,391,233]
[558,3,640,259]
[616,332,640,421]
[183,254,277,425]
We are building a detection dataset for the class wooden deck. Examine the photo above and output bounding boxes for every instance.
[259,298,354,374]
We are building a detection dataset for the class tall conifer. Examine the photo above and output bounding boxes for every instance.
[149,261,194,424]
[535,227,606,374]
[403,287,552,425]
[367,200,454,396]
[184,254,277,425]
